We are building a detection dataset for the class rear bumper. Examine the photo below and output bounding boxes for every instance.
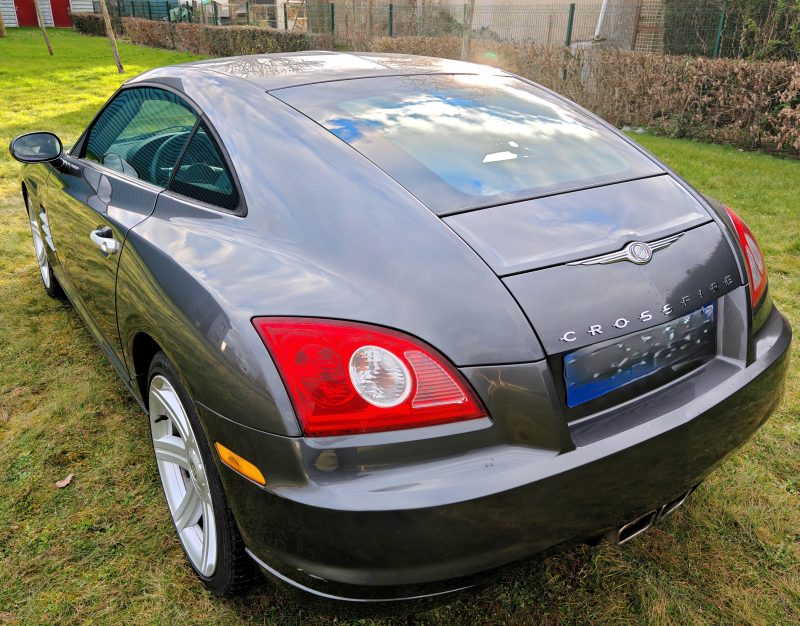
[207,306,791,603]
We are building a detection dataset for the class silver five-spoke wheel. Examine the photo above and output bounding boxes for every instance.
[149,374,218,577]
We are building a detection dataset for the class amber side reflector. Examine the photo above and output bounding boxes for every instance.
[215,442,266,486]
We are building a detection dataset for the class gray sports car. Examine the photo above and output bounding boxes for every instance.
[10,52,791,605]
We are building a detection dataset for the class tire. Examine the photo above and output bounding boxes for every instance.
[25,194,65,300]
[147,352,257,597]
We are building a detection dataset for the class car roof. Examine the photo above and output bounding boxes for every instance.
[129,50,509,91]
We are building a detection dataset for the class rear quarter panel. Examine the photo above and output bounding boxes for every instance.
[116,70,542,435]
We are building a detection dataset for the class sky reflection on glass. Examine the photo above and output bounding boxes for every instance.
[277,75,662,213]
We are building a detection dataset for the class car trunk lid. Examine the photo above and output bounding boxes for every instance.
[444,176,742,356]
[443,175,710,276]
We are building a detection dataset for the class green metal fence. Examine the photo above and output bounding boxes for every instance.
[94,1,754,59]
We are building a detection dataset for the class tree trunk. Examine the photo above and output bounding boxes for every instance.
[34,0,53,55]
[98,0,124,74]
[0,10,7,37]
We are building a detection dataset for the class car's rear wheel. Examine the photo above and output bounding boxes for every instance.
[26,195,64,299]
[147,352,257,596]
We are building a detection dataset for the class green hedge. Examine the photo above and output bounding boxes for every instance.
[121,18,328,56]
[71,12,122,37]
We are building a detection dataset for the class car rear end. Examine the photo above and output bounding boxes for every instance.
[203,63,792,603]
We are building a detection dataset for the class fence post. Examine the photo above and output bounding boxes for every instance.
[712,0,727,58]
[131,0,136,17]
[245,0,250,24]
[460,0,475,60]
[329,2,334,37]
[147,0,151,18]
[283,1,288,29]
[388,3,392,36]
[212,0,218,24]
[629,0,642,50]
[564,2,575,47]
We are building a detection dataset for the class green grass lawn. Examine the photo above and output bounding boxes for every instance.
[0,28,798,626]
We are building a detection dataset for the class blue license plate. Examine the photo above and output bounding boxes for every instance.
[564,304,716,407]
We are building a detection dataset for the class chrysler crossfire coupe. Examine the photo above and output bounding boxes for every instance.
[10,52,791,604]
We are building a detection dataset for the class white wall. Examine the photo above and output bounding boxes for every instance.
[37,0,54,26]
[1,0,19,27]
[70,0,94,12]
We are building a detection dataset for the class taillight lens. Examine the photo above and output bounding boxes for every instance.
[724,206,768,305]
[252,318,487,437]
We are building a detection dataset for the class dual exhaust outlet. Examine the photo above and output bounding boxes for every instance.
[606,486,697,545]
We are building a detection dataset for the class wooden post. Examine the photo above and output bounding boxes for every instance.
[630,0,643,50]
[98,0,124,73]
[0,10,7,37]
[460,0,475,60]
[34,0,53,55]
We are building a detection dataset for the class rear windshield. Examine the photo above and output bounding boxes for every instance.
[274,74,663,214]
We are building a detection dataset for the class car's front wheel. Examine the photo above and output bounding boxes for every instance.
[147,352,257,596]
[25,195,64,300]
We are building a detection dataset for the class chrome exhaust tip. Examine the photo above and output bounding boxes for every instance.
[606,486,698,545]
[606,509,658,545]
[658,486,695,520]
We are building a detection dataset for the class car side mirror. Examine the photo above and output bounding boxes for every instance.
[9,132,63,164]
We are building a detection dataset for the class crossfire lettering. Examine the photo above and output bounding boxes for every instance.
[559,274,734,343]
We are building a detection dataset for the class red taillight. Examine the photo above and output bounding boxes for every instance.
[724,206,768,305]
[252,318,487,437]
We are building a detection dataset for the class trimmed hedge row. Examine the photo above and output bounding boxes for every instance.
[121,17,329,56]
[71,15,800,156]
[71,12,122,37]
[369,36,800,156]
[72,13,327,54]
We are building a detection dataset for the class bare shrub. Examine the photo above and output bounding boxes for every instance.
[174,23,208,55]
[122,18,175,49]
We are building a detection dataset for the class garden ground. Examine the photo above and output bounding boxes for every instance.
[0,28,797,626]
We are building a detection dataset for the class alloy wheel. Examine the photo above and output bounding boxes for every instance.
[149,374,218,577]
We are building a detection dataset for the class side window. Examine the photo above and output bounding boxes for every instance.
[84,87,198,187]
[169,122,240,211]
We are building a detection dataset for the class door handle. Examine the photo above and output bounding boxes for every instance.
[89,226,121,256]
